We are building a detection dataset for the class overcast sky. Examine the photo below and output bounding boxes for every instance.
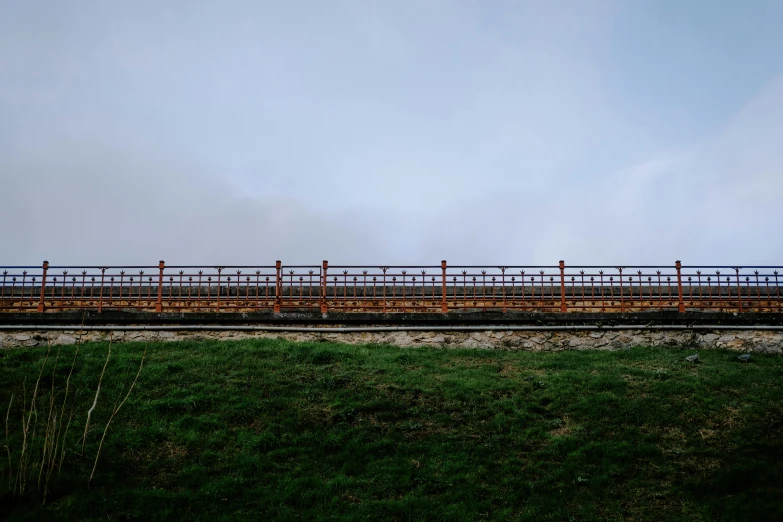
[1,1,782,267]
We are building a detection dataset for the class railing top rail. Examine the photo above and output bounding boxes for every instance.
[46,265,158,269]
[680,265,783,269]
[164,265,278,269]
[4,263,782,269]
[563,265,676,269]
[448,265,560,269]
[327,265,444,269]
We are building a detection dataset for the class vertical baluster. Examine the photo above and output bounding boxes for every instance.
[579,270,587,312]
[755,271,761,307]
[70,275,77,308]
[675,261,685,313]
[217,267,224,313]
[401,271,407,312]
[381,267,387,314]
[441,261,448,313]
[362,270,368,307]
[321,262,329,313]
[207,276,213,311]
[179,271,185,308]
[97,268,105,312]
[520,271,526,309]
[80,271,88,309]
[50,276,58,310]
[117,271,123,309]
[19,271,27,312]
[765,275,771,309]
[197,271,203,311]
[10,275,17,311]
[559,261,567,312]
[37,261,49,312]
[726,276,732,311]
[716,271,722,310]
[411,275,417,310]
[108,275,115,309]
[501,267,507,312]
[252,271,259,309]
[462,271,467,310]
[0,270,6,311]
[265,276,270,308]
[310,270,316,308]
[637,271,644,310]
[481,270,487,306]
[509,275,515,310]
[609,275,614,310]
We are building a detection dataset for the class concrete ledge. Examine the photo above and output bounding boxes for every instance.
[2,310,783,327]
[2,327,782,353]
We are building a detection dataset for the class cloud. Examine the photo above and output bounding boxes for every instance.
[1,3,781,269]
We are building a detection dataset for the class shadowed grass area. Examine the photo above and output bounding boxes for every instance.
[1,339,781,521]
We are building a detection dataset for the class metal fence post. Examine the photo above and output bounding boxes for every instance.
[37,260,49,312]
[559,260,567,312]
[675,261,685,312]
[321,260,328,313]
[156,260,165,312]
[216,267,223,313]
[274,260,282,313]
[735,267,742,313]
[441,260,448,313]
[98,267,106,313]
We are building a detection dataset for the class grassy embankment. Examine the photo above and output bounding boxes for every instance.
[1,338,781,521]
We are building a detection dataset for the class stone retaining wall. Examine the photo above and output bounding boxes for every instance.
[2,329,782,352]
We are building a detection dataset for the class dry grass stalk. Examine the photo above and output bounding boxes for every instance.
[89,345,146,485]
[37,341,59,491]
[82,332,112,456]
[3,318,139,502]
[16,345,50,496]
[55,313,85,478]
[5,394,13,491]
[52,346,79,486]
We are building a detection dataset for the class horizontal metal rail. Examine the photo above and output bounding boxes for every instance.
[1,260,781,314]
[3,324,783,332]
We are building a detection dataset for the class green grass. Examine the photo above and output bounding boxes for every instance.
[1,339,782,521]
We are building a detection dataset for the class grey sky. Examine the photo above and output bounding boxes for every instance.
[1,1,782,267]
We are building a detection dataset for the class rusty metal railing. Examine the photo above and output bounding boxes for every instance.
[1,260,781,314]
